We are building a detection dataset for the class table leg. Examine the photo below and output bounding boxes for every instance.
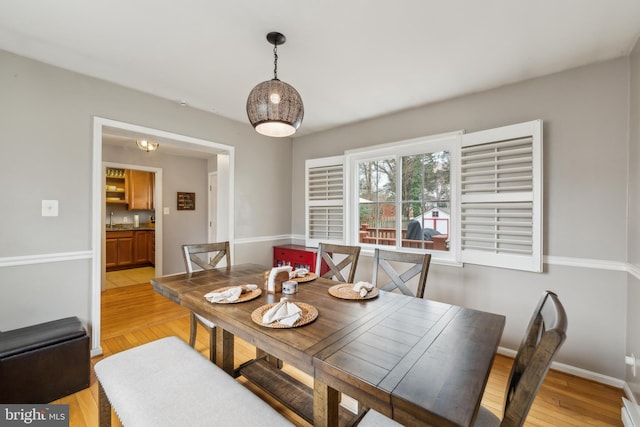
[256,348,283,369]
[215,327,234,376]
[313,378,340,427]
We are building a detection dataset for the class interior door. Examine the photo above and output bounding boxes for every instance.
[209,172,217,243]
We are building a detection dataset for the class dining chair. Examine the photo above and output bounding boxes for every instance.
[372,248,431,298]
[316,243,361,283]
[181,241,231,362]
[357,290,568,427]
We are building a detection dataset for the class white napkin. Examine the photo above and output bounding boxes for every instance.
[262,297,302,326]
[353,281,374,297]
[204,284,257,303]
[289,268,309,279]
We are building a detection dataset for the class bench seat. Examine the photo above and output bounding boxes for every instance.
[94,336,294,427]
[0,316,89,403]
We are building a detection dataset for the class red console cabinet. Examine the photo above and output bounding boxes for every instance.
[273,244,329,275]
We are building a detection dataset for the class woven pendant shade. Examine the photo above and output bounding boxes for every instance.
[247,78,304,137]
[246,32,304,137]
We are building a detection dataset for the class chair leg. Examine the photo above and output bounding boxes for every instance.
[208,326,217,363]
[189,312,197,347]
[98,382,112,427]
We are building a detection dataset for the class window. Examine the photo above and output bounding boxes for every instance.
[304,120,542,272]
[347,132,460,263]
[356,149,453,251]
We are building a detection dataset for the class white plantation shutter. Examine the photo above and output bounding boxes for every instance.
[305,156,345,247]
[460,120,543,272]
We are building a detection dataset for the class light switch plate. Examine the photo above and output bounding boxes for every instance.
[163,207,170,215]
[42,200,59,217]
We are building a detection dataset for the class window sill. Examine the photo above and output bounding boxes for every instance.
[359,247,463,268]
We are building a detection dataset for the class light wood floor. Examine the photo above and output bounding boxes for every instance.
[53,279,625,426]
[104,266,155,290]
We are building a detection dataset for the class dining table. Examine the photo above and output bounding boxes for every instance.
[150,263,505,427]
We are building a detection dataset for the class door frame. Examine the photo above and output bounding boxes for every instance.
[91,117,235,355]
[208,171,218,244]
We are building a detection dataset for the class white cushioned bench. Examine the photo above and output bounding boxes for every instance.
[94,336,294,427]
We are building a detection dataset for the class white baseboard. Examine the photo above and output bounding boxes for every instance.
[625,383,638,404]
[622,396,640,426]
[498,346,626,388]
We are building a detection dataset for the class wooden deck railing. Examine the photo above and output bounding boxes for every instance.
[359,225,449,251]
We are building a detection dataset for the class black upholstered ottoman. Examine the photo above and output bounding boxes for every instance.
[0,316,90,403]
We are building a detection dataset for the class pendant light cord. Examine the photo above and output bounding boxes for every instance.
[273,44,279,80]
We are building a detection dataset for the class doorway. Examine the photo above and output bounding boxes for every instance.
[91,117,235,355]
[103,164,161,291]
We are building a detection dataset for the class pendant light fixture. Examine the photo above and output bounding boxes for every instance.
[136,139,159,152]
[246,32,304,137]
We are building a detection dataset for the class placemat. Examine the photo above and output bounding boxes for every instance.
[206,286,262,304]
[291,272,317,283]
[251,302,318,328]
[328,284,379,300]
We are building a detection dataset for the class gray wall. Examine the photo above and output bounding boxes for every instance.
[627,39,640,401]
[293,57,632,380]
[1,41,638,388]
[102,145,209,274]
[0,49,292,333]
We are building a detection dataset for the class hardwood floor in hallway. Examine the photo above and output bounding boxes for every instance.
[104,266,155,290]
[51,282,625,426]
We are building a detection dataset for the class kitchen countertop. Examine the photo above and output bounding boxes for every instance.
[106,225,155,232]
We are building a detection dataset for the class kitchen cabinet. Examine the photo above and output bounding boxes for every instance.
[105,168,127,205]
[106,231,134,269]
[148,231,155,266]
[106,230,154,271]
[127,170,154,210]
[273,245,329,275]
[133,231,149,264]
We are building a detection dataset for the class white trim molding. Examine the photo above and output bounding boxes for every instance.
[92,116,236,358]
[545,255,628,272]
[498,346,625,389]
[0,251,92,268]
[624,382,638,405]
[1,248,635,275]
[234,234,293,245]
[628,263,640,281]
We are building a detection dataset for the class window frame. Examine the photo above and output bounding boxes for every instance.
[345,131,462,265]
[304,120,543,273]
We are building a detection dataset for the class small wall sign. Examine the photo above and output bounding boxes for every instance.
[177,192,195,210]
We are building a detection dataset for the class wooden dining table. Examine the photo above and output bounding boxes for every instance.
[151,263,505,427]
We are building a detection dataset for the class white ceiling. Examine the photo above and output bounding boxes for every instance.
[1,1,639,138]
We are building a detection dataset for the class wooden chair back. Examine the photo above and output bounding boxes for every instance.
[500,290,567,427]
[182,242,231,273]
[316,243,361,283]
[372,249,431,298]
[181,241,231,362]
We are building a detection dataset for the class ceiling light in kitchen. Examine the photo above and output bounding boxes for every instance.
[136,139,159,152]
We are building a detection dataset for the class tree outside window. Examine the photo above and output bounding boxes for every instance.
[358,150,450,251]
